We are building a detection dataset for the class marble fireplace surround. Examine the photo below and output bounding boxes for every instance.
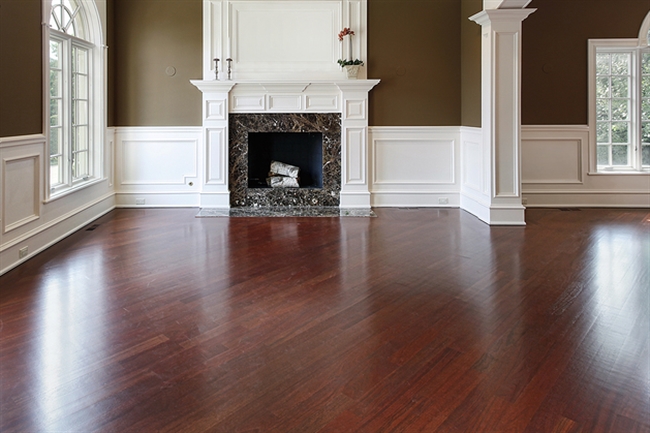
[229,113,341,207]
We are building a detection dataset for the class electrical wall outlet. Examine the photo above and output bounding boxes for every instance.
[19,246,29,259]
[522,198,528,205]
[438,197,449,205]
[135,198,145,205]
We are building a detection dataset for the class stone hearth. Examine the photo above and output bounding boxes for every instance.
[229,113,341,207]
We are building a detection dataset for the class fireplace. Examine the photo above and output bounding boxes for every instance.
[229,113,341,207]
[190,0,378,209]
[248,132,323,189]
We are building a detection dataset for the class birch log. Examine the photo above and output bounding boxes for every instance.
[270,161,300,178]
[267,176,300,188]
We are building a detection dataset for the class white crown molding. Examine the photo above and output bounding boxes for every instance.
[190,80,237,93]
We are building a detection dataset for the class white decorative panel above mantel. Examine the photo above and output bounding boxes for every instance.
[203,0,367,81]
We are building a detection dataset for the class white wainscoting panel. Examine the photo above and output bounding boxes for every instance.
[370,127,460,207]
[461,130,483,194]
[0,135,44,236]
[3,154,41,233]
[522,137,583,184]
[373,140,454,185]
[121,139,198,185]
[115,127,202,207]
[522,125,650,208]
[0,133,115,276]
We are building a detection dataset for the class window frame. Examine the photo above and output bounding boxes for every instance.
[588,39,649,174]
[588,11,650,175]
[44,0,106,200]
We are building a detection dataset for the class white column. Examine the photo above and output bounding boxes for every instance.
[337,80,380,208]
[462,8,535,225]
[190,80,236,208]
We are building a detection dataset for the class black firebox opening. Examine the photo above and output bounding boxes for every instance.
[248,132,323,188]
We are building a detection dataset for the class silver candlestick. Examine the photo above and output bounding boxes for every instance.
[226,58,233,80]
[213,58,219,80]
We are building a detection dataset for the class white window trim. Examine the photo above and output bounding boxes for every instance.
[588,39,649,175]
[43,0,107,200]
[588,11,650,175]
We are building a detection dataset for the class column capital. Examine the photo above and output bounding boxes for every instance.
[469,8,536,28]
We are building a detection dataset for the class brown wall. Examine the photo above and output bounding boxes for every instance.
[460,0,482,127]
[4,1,647,135]
[113,0,202,126]
[112,0,464,127]
[368,0,461,126]
[522,0,648,125]
[0,0,42,137]
[107,0,115,127]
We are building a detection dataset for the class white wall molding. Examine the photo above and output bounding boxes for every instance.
[521,125,650,208]
[0,134,47,149]
[369,126,461,207]
[3,153,42,233]
[0,135,46,240]
[0,191,115,276]
[114,127,203,207]
[110,124,650,213]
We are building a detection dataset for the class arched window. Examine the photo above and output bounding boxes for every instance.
[47,0,104,195]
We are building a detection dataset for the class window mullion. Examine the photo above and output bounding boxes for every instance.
[632,49,641,170]
[64,38,73,187]
[641,49,650,168]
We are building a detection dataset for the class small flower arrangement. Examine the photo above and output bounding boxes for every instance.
[338,27,355,41]
[337,27,364,67]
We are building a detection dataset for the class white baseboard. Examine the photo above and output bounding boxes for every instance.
[114,191,200,208]
[523,190,650,208]
[339,191,372,208]
[371,191,459,207]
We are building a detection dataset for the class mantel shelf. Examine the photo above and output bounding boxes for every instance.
[191,79,380,94]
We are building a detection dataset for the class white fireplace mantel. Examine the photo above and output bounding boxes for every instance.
[191,79,380,208]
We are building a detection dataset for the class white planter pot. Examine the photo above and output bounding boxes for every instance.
[344,64,361,79]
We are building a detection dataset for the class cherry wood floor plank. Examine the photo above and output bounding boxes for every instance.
[1,208,648,432]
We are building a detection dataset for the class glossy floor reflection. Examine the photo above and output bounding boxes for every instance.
[0,208,648,432]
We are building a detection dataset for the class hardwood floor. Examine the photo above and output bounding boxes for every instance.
[1,207,648,432]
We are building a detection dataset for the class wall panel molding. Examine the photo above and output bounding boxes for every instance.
[0,134,45,237]
[522,138,583,184]
[3,154,41,233]
[114,127,202,207]
[369,126,461,207]
[521,125,649,208]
